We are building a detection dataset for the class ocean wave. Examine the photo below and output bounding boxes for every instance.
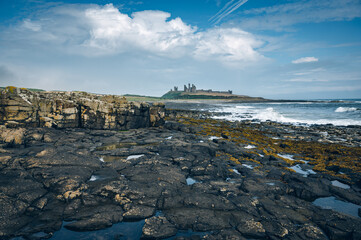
[266,102,314,105]
[335,107,358,113]
[235,105,254,109]
[212,106,361,126]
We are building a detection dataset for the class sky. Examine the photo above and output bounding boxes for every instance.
[0,0,360,99]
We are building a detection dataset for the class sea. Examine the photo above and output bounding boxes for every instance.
[166,99,361,126]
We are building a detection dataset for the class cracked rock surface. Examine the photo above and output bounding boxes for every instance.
[0,115,361,239]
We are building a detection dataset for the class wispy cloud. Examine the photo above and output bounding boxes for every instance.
[287,78,328,82]
[236,0,361,31]
[22,19,42,32]
[209,0,248,25]
[292,57,318,64]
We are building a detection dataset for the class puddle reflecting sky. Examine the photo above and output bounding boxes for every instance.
[313,197,361,218]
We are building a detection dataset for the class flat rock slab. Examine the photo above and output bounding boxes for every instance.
[0,118,360,240]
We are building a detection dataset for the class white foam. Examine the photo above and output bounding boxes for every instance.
[209,136,221,140]
[331,180,350,189]
[89,175,100,181]
[233,168,241,175]
[335,107,358,113]
[242,164,254,169]
[277,154,294,160]
[267,102,314,105]
[99,157,104,162]
[236,105,255,109]
[244,145,256,149]
[212,106,361,126]
[126,154,144,160]
[266,182,275,186]
[166,136,173,140]
[277,154,308,163]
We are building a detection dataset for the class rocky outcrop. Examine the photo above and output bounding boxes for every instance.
[0,86,165,129]
[166,108,211,119]
[0,116,361,239]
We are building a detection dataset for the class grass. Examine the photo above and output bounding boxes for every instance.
[123,94,163,102]
[1,86,45,92]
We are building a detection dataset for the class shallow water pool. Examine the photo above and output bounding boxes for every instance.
[312,196,361,218]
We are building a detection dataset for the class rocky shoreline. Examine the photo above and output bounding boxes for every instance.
[1,96,361,239]
[0,86,165,130]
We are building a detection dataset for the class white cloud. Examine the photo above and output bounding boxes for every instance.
[292,57,318,64]
[84,6,196,56]
[2,3,264,67]
[194,28,264,64]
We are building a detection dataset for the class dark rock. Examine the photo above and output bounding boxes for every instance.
[123,205,155,220]
[1,110,361,239]
[295,223,328,240]
[64,217,113,232]
[236,219,266,239]
[64,204,123,231]
[165,208,231,231]
[141,216,177,239]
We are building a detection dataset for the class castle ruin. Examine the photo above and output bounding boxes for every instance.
[170,84,232,95]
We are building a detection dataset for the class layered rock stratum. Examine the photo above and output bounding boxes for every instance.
[0,86,164,130]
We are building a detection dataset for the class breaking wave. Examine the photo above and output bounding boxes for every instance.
[212,105,361,126]
[335,107,358,113]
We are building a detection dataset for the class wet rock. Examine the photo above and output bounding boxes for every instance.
[165,208,231,231]
[296,223,327,240]
[284,175,331,201]
[236,219,266,239]
[205,229,246,240]
[64,204,123,231]
[141,216,177,239]
[0,109,361,239]
[261,220,289,238]
[123,205,155,220]
[64,217,113,232]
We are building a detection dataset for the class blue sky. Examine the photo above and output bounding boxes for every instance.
[0,0,360,99]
